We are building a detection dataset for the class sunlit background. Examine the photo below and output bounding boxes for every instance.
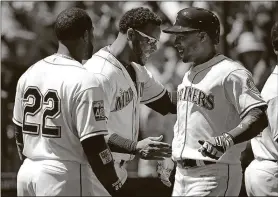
[1,1,278,196]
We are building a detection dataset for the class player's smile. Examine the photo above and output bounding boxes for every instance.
[175,45,184,56]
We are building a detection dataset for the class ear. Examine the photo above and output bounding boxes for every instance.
[198,32,207,43]
[82,30,89,41]
[127,28,135,41]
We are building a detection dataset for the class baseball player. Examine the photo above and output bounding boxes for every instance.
[84,7,176,190]
[13,8,123,196]
[244,22,278,196]
[160,7,268,196]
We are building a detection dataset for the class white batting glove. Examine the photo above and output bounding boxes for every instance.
[156,157,176,187]
[198,133,235,159]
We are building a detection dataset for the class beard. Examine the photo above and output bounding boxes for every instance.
[133,39,155,65]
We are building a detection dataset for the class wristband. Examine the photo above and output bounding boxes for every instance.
[108,133,137,154]
[222,133,235,151]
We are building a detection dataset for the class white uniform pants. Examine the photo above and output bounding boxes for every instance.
[172,163,242,196]
[17,158,109,196]
[245,159,278,196]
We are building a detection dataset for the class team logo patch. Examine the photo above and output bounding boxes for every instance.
[246,78,259,94]
[93,100,105,121]
[99,149,113,165]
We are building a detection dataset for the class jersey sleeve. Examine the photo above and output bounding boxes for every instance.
[12,82,23,126]
[267,96,278,141]
[224,69,267,119]
[72,86,108,142]
[94,73,114,119]
[140,67,166,104]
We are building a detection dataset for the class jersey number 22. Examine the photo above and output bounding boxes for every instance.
[23,86,61,138]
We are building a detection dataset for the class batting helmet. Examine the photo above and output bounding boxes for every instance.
[271,22,278,51]
[163,7,220,44]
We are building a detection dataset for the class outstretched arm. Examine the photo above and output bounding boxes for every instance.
[198,106,268,159]
[146,91,177,115]
[106,134,172,160]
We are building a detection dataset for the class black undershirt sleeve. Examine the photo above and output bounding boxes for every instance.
[14,124,26,162]
[81,135,123,196]
[228,105,268,144]
[146,91,177,115]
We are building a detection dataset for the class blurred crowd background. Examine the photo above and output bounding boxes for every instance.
[1,1,278,195]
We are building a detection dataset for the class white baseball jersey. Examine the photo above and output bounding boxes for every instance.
[12,54,108,163]
[172,54,267,164]
[84,46,166,161]
[251,65,278,161]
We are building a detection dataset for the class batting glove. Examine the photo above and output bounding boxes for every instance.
[156,158,176,187]
[198,133,235,159]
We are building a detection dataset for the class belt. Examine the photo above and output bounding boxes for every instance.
[177,159,216,168]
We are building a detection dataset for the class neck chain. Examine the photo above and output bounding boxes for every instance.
[55,53,75,61]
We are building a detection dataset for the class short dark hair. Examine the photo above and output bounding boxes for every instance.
[271,22,278,51]
[119,7,162,33]
[54,7,92,41]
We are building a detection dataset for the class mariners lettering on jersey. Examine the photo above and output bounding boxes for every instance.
[178,86,214,110]
[137,82,144,98]
[112,87,134,112]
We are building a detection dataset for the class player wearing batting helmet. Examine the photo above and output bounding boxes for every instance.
[244,22,278,196]
[158,7,268,196]
[14,7,124,196]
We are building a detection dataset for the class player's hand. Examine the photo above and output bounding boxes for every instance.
[198,133,235,160]
[136,135,172,160]
[156,157,176,187]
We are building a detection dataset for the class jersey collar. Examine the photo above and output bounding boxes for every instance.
[94,46,123,70]
[95,46,140,98]
[44,54,84,68]
[190,54,227,74]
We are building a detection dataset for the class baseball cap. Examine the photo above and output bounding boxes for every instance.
[236,32,265,54]
[163,7,220,43]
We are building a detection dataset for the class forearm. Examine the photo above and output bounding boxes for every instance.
[14,124,26,162]
[228,106,268,144]
[146,91,177,115]
[107,133,137,154]
[82,135,122,195]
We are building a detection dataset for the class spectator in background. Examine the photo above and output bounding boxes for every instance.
[236,31,272,91]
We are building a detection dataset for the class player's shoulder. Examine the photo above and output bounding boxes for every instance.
[215,55,251,78]
[68,71,104,99]
[78,73,102,89]
[216,55,246,72]
[16,58,47,87]
[42,54,102,93]
[85,46,122,77]
[131,62,154,81]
